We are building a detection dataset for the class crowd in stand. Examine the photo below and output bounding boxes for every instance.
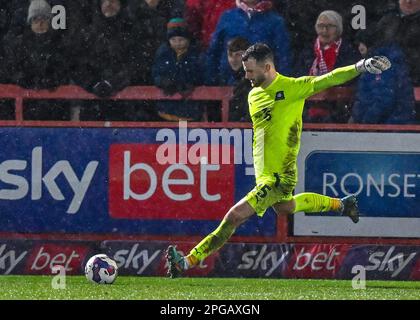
[0,0,418,123]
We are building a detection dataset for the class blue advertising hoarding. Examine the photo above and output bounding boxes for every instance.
[0,126,276,237]
[2,128,419,239]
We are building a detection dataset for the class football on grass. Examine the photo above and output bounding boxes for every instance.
[85,254,118,284]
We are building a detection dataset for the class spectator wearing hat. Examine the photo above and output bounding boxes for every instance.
[5,0,68,90]
[350,28,416,124]
[294,10,358,123]
[152,18,204,121]
[125,0,184,76]
[3,0,69,119]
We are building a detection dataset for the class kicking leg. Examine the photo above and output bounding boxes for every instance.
[293,192,342,213]
[273,192,359,223]
[166,198,255,278]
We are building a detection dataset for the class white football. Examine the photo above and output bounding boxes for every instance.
[85,254,118,284]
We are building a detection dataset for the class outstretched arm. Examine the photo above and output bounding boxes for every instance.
[302,56,392,98]
[311,65,360,95]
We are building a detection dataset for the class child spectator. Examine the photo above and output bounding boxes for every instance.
[226,37,252,121]
[152,18,204,121]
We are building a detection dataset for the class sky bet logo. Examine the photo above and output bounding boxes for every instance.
[0,147,98,214]
[108,144,235,220]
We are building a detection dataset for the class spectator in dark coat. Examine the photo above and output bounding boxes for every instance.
[146,0,185,21]
[5,0,68,90]
[350,29,416,124]
[127,0,167,85]
[0,1,10,39]
[294,10,358,123]
[205,0,292,85]
[51,0,92,89]
[2,0,30,39]
[152,18,204,121]
[127,0,184,23]
[374,0,420,85]
[71,0,147,121]
[75,0,136,98]
[2,0,91,85]
[3,0,70,120]
[0,0,18,118]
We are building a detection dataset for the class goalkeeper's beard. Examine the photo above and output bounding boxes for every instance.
[250,74,266,87]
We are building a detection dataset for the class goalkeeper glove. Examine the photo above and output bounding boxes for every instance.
[355,56,391,74]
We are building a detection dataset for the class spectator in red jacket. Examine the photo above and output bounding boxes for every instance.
[185,0,235,49]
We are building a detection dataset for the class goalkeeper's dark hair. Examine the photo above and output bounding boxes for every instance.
[241,43,274,64]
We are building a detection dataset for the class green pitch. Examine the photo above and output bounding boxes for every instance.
[0,276,419,300]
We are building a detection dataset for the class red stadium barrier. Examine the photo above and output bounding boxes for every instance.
[0,84,233,122]
[0,84,419,124]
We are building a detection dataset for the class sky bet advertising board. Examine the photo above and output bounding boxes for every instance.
[294,131,420,238]
[0,125,277,238]
[1,127,419,239]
